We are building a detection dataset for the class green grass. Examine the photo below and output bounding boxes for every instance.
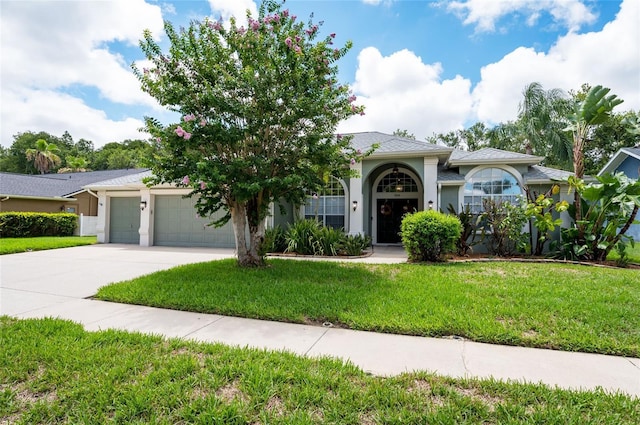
[0,236,97,255]
[608,242,640,264]
[1,317,637,424]
[96,259,640,357]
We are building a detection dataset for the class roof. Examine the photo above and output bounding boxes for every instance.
[436,167,466,185]
[84,170,153,189]
[346,132,452,160]
[523,165,573,183]
[448,148,543,166]
[0,169,148,199]
[598,147,640,176]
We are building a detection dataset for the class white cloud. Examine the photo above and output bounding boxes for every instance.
[472,0,640,124]
[338,48,473,139]
[0,0,164,147]
[208,0,258,26]
[445,0,597,32]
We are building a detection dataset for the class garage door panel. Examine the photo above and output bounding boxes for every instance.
[109,197,141,244]
[154,195,235,248]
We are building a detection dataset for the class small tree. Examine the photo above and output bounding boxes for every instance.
[524,185,569,256]
[134,1,365,267]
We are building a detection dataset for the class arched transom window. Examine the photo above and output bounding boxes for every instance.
[464,168,522,213]
[377,171,419,193]
[305,177,346,229]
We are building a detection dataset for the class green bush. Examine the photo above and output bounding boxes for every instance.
[260,225,287,255]
[342,233,372,256]
[280,219,370,256]
[479,199,529,256]
[285,219,323,255]
[400,210,461,262]
[0,212,77,238]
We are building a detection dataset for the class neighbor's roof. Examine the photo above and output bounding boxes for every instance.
[0,169,148,199]
[84,170,153,189]
[448,148,544,166]
[598,147,640,176]
[347,132,452,160]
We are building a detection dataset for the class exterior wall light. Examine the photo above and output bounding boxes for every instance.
[352,200,358,211]
[428,200,433,210]
[140,200,147,211]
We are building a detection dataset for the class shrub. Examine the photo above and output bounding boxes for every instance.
[0,212,77,238]
[400,210,461,262]
[285,219,323,255]
[259,225,287,256]
[447,204,479,256]
[479,199,529,256]
[315,225,345,256]
[342,233,371,256]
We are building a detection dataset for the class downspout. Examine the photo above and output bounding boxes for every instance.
[0,197,9,202]
[437,183,442,212]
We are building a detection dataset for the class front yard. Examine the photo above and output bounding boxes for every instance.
[1,317,638,424]
[0,236,97,255]
[95,259,640,357]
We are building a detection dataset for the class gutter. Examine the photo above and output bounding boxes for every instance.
[0,194,77,202]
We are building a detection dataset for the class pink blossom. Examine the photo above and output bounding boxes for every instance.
[273,14,280,23]
[356,149,362,155]
[330,33,336,38]
[348,95,357,103]
[250,20,260,31]
[295,35,301,43]
[183,132,192,140]
[291,15,296,21]
[199,118,206,126]
[183,113,196,122]
[175,126,185,137]
[182,175,190,185]
[200,181,206,190]
[285,37,292,47]
[336,134,342,140]
[282,9,289,18]
[350,158,356,166]
[294,45,301,54]
[156,137,161,143]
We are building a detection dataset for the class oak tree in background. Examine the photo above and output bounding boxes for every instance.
[134,0,365,267]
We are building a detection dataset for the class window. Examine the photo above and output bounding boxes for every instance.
[463,168,522,214]
[377,172,418,193]
[304,178,345,229]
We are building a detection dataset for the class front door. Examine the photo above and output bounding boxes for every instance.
[376,198,418,243]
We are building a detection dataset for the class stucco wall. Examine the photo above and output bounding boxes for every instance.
[617,156,640,179]
[440,186,462,213]
[0,192,97,215]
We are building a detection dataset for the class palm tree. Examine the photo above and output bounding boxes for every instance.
[518,82,572,168]
[25,139,61,174]
[565,85,623,231]
[58,156,90,173]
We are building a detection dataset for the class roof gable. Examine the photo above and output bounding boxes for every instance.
[347,132,452,159]
[448,148,543,166]
[598,147,640,176]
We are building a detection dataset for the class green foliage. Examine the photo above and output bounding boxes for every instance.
[259,225,287,255]
[285,219,324,255]
[134,0,365,267]
[0,212,77,238]
[447,204,479,256]
[342,233,372,256]
[558,172,640,261]
[25,139,61,174]
[400,210,461,262]
[524,185,569,256]
[479,199,529,256]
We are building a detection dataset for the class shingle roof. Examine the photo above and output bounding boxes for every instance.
[346,132,452,157]
[448,148,543,165]
[0,169,148,198]
[85,170,153,188]
[436,167,465,184]
[523,165,573,183]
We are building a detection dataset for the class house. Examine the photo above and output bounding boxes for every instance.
[0,169,148,216]
[598,146,640,239]
[85,132,574,248]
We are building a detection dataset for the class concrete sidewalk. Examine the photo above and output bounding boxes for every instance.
[1,244,638,398]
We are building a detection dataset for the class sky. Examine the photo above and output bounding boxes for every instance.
[1,0,638,149]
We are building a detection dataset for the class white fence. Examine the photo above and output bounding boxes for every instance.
[75,214,98,236]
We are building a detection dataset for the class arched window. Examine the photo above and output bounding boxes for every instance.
[304,177,346,229]
[377,171,419,193]
[464,168,522,213]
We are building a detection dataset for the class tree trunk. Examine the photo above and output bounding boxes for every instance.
[229,200,266,267]
[573,133,585,242]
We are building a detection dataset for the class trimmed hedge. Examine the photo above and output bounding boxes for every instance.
[401,210,462,262]
[0,212,77,238]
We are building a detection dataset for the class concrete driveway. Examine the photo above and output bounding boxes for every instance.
[1,244,638,398]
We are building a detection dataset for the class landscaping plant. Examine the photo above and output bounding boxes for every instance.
[479,199,529,256]
[558,172,640,261]
[447,203,479,256]
[134,0,369,267]
[524,185,569,256]
[400,210,461,262]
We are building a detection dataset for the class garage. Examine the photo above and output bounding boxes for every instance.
[109,197,141,244]
[153,195,235,248]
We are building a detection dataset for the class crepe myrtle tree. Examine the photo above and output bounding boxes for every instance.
[133,0,366,267]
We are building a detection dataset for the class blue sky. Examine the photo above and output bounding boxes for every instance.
[1,0,637,148]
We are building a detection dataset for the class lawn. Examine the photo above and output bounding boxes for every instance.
[608,242,640,264]
[95,259,640,357]
[0,236,97,255]
[1,317,637,424]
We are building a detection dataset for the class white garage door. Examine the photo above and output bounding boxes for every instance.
[154,195,235,248]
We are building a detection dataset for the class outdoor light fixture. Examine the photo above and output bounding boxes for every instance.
[392,166,399,176]
[352,200,358,211]
[428,200,434,210]
[140,200,147,211]
[312,192,319,200]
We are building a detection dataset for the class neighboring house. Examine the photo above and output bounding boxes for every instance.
[598,146,640,240]
[85,132,573,248]
[0,169,148,216]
